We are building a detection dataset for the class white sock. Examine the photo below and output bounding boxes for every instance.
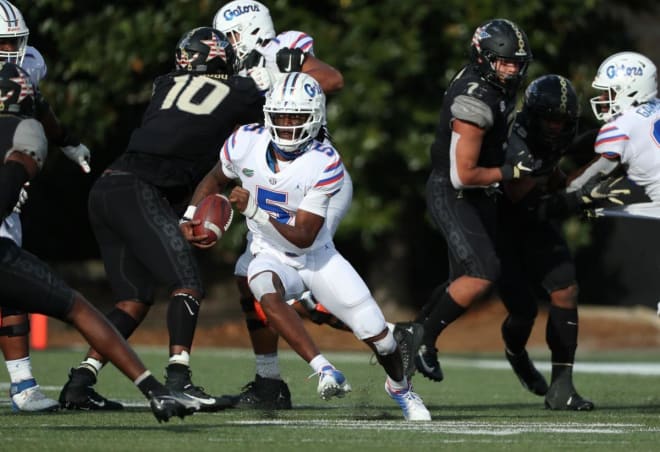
[6,356,33,383]
[309,354,333,374]
[386,375,408,391]
[169,350,190,366]
[255,353,281,379]
[386,322,394,333]
[79,357,104,376]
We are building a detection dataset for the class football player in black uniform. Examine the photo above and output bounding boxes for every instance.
[497,75,596,410]
[415,19,534,382]
[0,62,199,423]
[58,27,264,412]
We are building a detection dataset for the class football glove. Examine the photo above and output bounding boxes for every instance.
[12,183,29,214]
[248,66,274,93]
[500,149,536,181]
[61,143,91,173]
[243,49,265,70]
[577,175,631,206]
[276,48,307,73]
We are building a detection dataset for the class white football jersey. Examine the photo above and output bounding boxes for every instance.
[220,124,344,257]
[594,99,660,201]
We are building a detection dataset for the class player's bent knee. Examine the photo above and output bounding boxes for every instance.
[249,271,278,301]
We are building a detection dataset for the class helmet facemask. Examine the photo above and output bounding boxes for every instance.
[523,74,578,155]
[0,0,29,65]
[470,19,532,94]
[264,73,325,158]
[589,51,658,122]
[213,1,275,67]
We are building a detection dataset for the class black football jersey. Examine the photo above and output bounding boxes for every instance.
[111,72,264,189]
[429,65,517,177]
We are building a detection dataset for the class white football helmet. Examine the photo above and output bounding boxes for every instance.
[264,72,325,156]
[0,0,28,65]
[590,51,658,122]
[213,0,275,65]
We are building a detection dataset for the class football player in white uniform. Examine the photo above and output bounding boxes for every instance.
[568,52,660,201]
[213,0,372,409]
[183,73,431,421]
[0,0,91,412]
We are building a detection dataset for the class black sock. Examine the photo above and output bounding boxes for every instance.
[167,293,201,349]
[421,290,466,347]
[502,315,534,355]
[546,305,578,365]
[415,281,449,323]
[136,374,167,398]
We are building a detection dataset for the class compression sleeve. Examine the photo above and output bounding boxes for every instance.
[0,161,29,221]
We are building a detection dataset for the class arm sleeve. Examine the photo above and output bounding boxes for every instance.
[450,94,494,129]
[566,157,620,193]
[0,161,29,221]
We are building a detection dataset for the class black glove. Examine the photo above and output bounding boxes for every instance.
[500,149,536,181]
[243,49,265,71]
[575,175,632,206]
[276,48,307,72]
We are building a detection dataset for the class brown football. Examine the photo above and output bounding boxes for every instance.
[192,194,233,245]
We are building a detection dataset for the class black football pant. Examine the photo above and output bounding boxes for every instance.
[88,172,204,303]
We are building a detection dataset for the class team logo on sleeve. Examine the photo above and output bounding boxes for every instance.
[242,168,254,177]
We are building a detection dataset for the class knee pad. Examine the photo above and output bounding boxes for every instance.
[105,307,140,339]
[249,272,277,301]
[372,330,397,356]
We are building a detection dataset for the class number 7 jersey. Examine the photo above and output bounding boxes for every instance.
[220,124,345,255]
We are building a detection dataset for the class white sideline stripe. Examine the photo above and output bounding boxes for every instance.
[229,419,660,435]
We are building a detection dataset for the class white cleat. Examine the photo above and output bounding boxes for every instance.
[385,378,431,421]
[10,379,59,412]
[317,366,352,400]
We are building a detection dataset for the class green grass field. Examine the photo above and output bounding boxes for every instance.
[1,347,659,452]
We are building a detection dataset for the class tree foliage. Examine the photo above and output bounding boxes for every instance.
[18,0,658,304]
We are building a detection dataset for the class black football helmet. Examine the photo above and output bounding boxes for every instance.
[470,19,532,93]
[175,27,236,77]
[0,61,34,116]
[521,74,579,156]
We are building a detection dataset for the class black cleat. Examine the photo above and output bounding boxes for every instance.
[505,349,548,396]
[393,322,425,379]
[149,390,200,423]
[414,344,444,382]
[544,376,594,411]
[234,375,292,410]
[59,368,123,411]
[165,363,236,412]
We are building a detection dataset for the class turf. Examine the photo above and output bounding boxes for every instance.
[1,347,659,451]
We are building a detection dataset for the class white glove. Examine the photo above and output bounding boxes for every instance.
[248,66,275,93]
[13,183,29,214]
[61,143,91,173]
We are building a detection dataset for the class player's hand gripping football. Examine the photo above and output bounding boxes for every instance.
[178,206,216,249]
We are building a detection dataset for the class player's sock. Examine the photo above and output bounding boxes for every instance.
[309,355,333,374]
[6,356,33,383]
[169,350,191,366]
[78,357,104,377]
[255,353,281,379]
[135,371,167,398]
[421,290,466,346]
